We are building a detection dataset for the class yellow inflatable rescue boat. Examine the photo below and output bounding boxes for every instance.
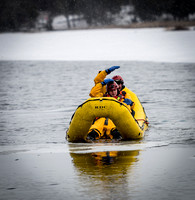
[66,97,148,142]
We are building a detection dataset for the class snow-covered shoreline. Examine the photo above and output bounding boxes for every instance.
[0,28,195,63]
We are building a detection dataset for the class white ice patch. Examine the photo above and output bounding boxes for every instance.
[0,28,195,63]
[0,141,170,155]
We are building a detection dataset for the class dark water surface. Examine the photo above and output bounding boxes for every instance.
[0,61,195,200]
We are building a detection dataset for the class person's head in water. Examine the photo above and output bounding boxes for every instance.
[107,81,119,97]
[112,75,124,91]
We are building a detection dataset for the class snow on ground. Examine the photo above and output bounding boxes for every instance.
[0,28,195,63]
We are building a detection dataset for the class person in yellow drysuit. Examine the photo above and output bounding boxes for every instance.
[112,75,136,116]
[87,66,134,140]
[89,66,118,98]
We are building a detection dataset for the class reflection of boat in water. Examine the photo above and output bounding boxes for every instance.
[66,97,148,142]
[70,150,139,175]
[69,144,141,198]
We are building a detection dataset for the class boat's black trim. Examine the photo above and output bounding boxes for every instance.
[78,97,125,109]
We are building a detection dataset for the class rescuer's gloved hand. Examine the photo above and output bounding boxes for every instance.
[105,66,120,74]
[123,98,134,106]
[101,78,114,86]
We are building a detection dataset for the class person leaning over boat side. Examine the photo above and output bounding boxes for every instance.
[88,67,134,140]
[88,66,120,140]
[88,80,134,140]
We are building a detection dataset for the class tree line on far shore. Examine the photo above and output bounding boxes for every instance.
[0,0,195,32]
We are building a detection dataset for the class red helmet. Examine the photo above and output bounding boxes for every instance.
[112,75,124,85]
[107,81,119,92]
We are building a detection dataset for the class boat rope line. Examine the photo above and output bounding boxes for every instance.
[78,98,126,109]
[136,119,149,125]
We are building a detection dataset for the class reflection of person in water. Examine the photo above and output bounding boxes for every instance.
[91,151,118,165]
